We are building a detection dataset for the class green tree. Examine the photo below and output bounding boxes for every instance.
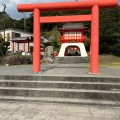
[42,27,61,52]
[99,7,120,55]
[112,43,120,56]
[0,37,10,56]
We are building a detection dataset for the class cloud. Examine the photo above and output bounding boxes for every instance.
[0,0,70,20]
[0,0,41,19]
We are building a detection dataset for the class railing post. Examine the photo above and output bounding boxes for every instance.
[23,42,25,52]
[12,42,14,52]
[18,43,19,51]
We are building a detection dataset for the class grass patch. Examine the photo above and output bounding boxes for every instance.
[99,55,120,66]
[81,55,120,67]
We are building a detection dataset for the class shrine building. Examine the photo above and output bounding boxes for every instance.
[58,23,88,57]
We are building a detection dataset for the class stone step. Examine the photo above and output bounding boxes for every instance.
[0,75,120,83]
[54,56,89,64]
[0,75,120,106]
[0,80,120,90]
[0,96,120,107]
[0,87,120,101]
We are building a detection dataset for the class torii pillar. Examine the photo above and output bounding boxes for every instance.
[33,8,40,72]
[91,5,99,74]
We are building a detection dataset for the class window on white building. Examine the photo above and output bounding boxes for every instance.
[69,32,76,36]
[77,32,81,36]
[64,32,69,36]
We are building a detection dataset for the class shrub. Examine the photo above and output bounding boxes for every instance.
[112,43,120,57]
[3,55,33,65]
[22,56,33,64]
[99,43,112,54]
[0,57,3,64]
[0,37,10,56]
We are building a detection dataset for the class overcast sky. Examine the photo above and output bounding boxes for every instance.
[0,0,72,20]
[0,0,120,20]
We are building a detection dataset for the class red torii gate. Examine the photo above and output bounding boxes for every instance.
[17,0,119,74]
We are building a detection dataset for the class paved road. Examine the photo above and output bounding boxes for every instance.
[0,101,120,120]
[0,63,120,77]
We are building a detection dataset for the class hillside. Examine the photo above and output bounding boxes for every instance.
[0,11,17,30]
[0,11,10,20]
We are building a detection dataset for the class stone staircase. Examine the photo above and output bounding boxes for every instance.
[0,75,120,106]
[54,56,89,64]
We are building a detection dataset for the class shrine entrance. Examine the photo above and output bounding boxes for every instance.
[65,46,80,56]
[58,22,87,58]
[58,43,88,57]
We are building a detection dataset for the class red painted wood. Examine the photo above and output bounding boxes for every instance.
[17,0,118,12]
[33,8,40,73]
[59,29,87,43]
[40,15,91,23]
[12,42,14,52]
[28,43,29,52]
[23,42,25,52]
[90,5,99,74]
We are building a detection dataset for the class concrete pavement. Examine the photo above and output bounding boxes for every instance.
[0,101,120,120]
[0,63,120,77]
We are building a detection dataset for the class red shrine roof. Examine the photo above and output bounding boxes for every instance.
[10,37,32,43]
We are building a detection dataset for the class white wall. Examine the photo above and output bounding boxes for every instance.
[58,43,88,57]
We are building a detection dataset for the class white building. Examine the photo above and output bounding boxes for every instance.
[0,28,33,52]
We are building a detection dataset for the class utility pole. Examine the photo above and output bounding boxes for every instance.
[2,3,7,41]
[22,13,26,31]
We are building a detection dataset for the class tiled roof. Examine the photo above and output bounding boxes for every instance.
[10,37,32,42]
[11,37,29,41]
[60,23,87,30]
